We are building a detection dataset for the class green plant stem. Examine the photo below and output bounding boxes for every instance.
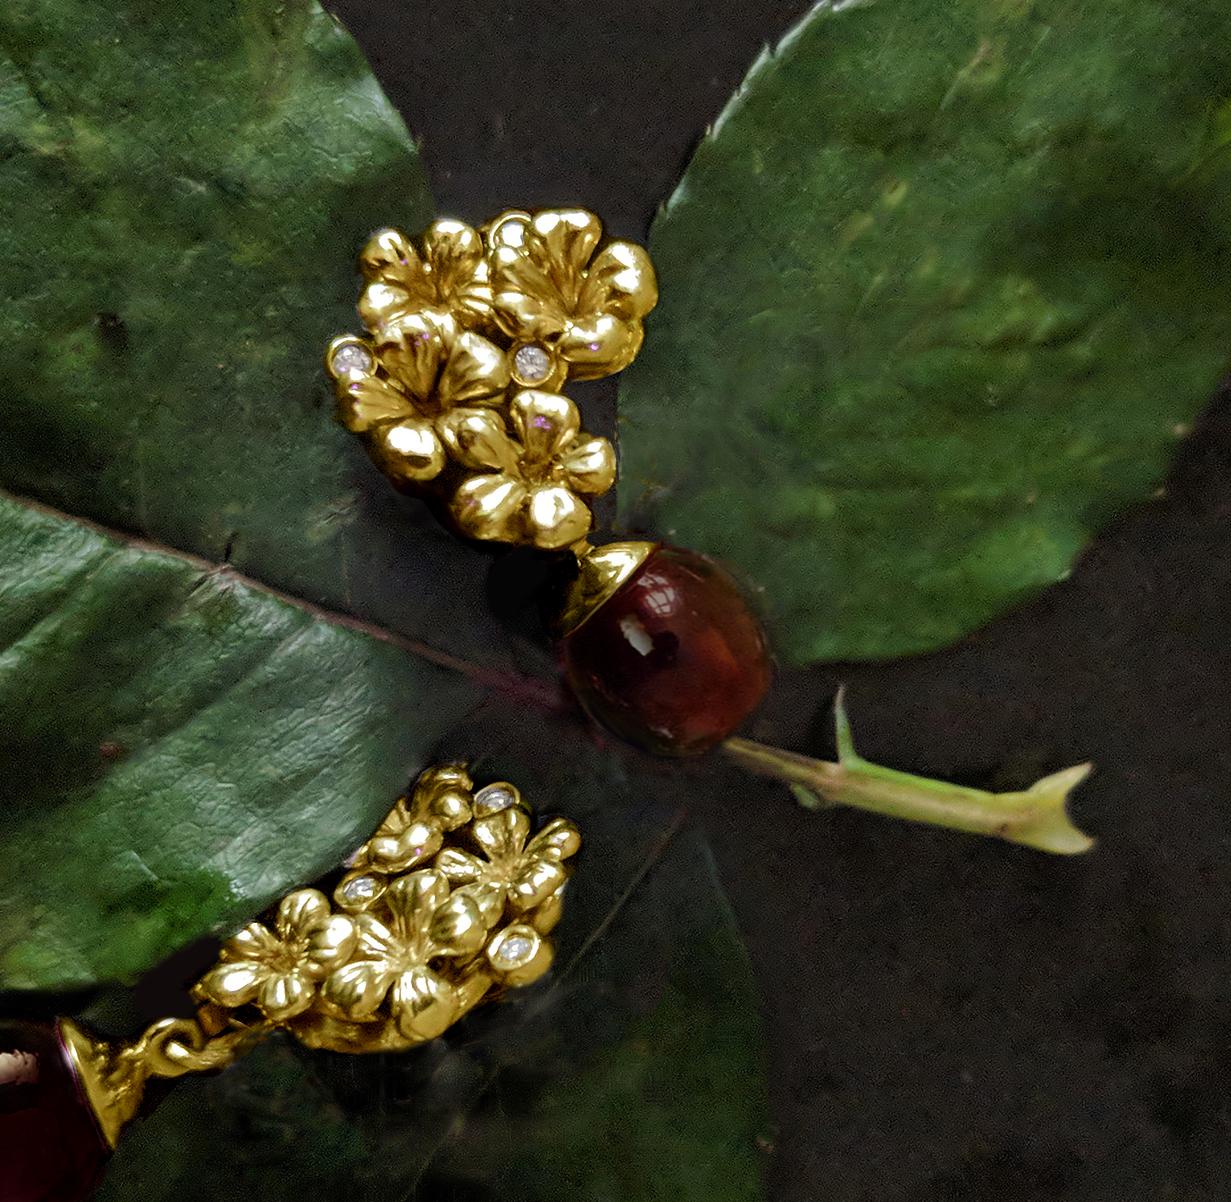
[723,693,1094,856]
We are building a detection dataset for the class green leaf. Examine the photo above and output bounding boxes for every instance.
[617,0,1231,666]
[0,0,507,669]
[427,835,768,1202]
[0,0,511,987]
[0,490,481,989]
[92,717,768,1202]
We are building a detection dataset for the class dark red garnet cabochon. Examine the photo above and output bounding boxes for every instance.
[0,1020,108,1202]
[561,545,773,755]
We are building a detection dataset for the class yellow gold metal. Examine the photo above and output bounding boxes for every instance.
[60,1014,270,1148]
[441,389,617,549]
[327,208,656,552]
[555,540,658,636]
[358,220,492,331]
[59,1018,134,1149]
[64,764,581,1144]
[486,208,657,381]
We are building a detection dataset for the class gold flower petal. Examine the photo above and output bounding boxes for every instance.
[416,763,473,793]
[257,970,314,1022]
[525,484,592,549]
[275,889,331,942]
[359,227,419,281]
[451,474,527,543]
[420,219,486,306]
[435,846,485,885]
[453,271,493,326]
[198,961,263,1008]
[429,891,488,956]
[373,418,445,484]
[491,252,566,340]
[491,293,558,339]
[439,408,520,473]
[459,880,508,928]
[355,913,400,960]
[526,816,583,862]
[322,960,391,1020]
[386,869,452,931]
[335,375,413,434]
[367,817,442,872]
[358,280,416,330]
[557,313,642,380]
[529,208,603,280]
[424,780,473,830]
[438,331,511,406]
[472,806,532,864]
[558,435,616,497]
[377,312,448,401]
[223,921,280,962]
[527,885,566,936]
[422,218,482,274]
[302,913,358,977]
[413,763,470,802]
[391,967,458,1041]
[509,390,580,465]
[578,240,658,320]
[508,859,567,913]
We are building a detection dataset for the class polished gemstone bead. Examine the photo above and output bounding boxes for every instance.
[560,545,772,755]
[0,1020,108,1202]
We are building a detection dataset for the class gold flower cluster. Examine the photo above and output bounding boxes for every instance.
[192,765,580,1053]
[325,209,657,550]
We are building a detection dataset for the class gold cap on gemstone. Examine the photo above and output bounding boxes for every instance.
[555,541,657,637]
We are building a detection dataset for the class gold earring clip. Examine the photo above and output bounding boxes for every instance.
[325,208,656,552]
[60,764,581,1147]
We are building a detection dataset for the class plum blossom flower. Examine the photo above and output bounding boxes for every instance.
[330,315,509,484]
[439,389,616,549]
[321,870,487,1042]
[358,219,492,331]
[435,806,581,927]
[487,208,657,381]
[196,890,356,1022]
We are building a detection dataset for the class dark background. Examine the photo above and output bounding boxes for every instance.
[325,3,1231,1199]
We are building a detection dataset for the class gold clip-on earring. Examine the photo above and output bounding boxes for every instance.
[12,764,579,1183]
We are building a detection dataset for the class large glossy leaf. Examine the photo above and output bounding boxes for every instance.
[0,490,481,989]
[617,0,1231,665]
[92,713,768,1202]
[0,0,508,669]
[0,0,515,988]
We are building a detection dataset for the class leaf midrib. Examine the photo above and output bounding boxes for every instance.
[0,485,566,712]
[5,488,718,1185]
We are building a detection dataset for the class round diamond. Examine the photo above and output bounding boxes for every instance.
[512,343,552,384]
[341,874,379,902]
[331,342,374,376]
[474,784,517,815]
[491,933,536,968]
